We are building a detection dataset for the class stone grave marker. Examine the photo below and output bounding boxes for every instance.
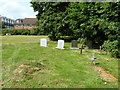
[40,38,47,47]
[70,40,79,49]
[56,40,64,49]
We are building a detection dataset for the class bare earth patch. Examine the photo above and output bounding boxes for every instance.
[66,78,71,81]
[13,63,50,75]
[78,84,84,88]
[72,50,86,55]
[72,50,79,52]
[13,64,29,74]
[73,50,85,52]
[93,66,118,82]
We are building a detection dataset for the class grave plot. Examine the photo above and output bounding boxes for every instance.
[93,66,118,82]
[13,60,51,75]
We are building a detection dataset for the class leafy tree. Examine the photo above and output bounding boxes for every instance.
[31,2,120,56]
[78,37,86,54]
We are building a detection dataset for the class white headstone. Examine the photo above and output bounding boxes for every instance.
[40,39,47,47]
[56,40,64,49]
[6,33,8,35]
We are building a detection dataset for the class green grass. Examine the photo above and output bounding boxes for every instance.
[2,35,118,88]
[2,35,49,44]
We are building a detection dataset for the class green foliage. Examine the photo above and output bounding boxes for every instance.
[30,2,73,37]
[77,37,86,54]
[103,40,120,58]
[30,2,119,44]
[77,38,86,45]
[48,35,75,41]
[2,28,43,35]
[30,28,40,35]
[30,2,120,57]
[60,36,77,42]
[102,40,112,54]
[2,29,30,35]
[48,34,56,41]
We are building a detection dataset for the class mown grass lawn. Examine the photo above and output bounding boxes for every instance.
[2,35,118,88]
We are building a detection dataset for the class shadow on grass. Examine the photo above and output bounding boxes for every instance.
[95,63,100,65]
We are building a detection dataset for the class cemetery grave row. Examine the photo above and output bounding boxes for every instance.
[40,38,79,49]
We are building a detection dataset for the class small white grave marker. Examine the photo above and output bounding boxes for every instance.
[56,40,64,49]
[6,33,9,35]
[89,53,99,64]
[40,39,47,47]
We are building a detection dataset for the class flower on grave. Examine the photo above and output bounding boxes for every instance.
[2,67,5,69]
[1,84,4,86]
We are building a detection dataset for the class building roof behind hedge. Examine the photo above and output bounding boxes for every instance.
[14,18,37,25]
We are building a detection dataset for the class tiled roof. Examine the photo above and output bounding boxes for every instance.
[14,18,37,25]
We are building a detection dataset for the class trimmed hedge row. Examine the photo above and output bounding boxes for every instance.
[48,35,78,42]
[2,28,44,35]
[2,29,77,42]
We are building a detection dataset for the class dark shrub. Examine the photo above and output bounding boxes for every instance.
[103,40,120,58]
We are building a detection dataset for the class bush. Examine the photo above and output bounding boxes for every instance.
[111,40,120,58]
[48,34,78,42]
[48,33,56,41]
[60,36,78,42]
[21,29,30,35]
[103,40,120,58]
[2,28,41,35]
[2,29,27,35]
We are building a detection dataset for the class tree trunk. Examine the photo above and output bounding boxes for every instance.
[80,44,83,54]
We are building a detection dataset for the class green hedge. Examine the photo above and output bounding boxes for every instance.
[48,35,78,42]
[2,28,43,35]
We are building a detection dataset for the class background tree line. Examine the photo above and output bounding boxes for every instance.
[30,2,120,57]
[30,2,120,58]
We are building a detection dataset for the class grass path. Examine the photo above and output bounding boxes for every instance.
[2,35,118,88]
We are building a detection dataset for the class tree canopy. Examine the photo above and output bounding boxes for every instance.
[30,2,120,47]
